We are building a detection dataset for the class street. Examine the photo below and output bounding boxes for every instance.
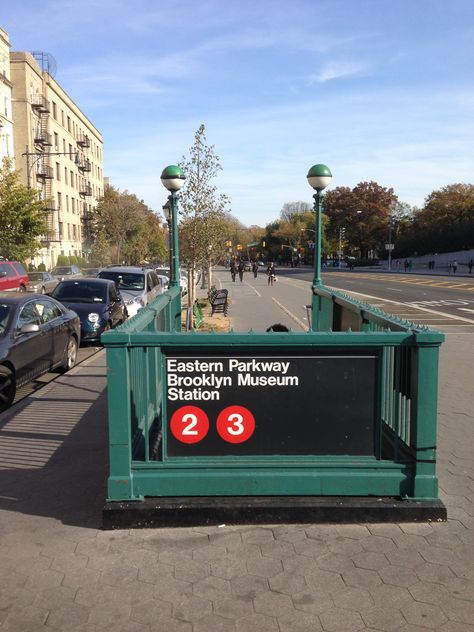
[216,266,474,333]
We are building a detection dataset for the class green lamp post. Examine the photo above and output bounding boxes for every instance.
[307,163,332,330]
[160,165,185,289]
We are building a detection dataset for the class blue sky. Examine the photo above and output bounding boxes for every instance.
[3,0,474,226]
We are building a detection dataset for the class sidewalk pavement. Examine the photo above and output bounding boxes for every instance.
[0,290,473,631]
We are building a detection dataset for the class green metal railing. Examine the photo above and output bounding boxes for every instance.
[102,285,444,503]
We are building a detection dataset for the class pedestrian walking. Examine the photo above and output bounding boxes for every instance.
[469,258,473,274]
[238,260,244,282]
[267,262,276,286]
[452,259,458,274]
[230,260,236,282]
[252,261,259,279]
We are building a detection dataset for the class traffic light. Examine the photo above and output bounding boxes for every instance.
[236,244,242,251]
[262,240,266,247]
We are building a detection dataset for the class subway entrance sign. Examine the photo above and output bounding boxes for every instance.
[166,351,377,457]
[102,285,447,526]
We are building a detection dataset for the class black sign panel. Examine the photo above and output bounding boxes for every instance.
[165,352,377,457]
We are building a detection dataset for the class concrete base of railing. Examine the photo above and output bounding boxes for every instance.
[102,496,447,529]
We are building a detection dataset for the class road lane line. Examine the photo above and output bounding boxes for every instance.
[271,297,307,331]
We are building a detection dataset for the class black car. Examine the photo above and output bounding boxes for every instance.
[0,292,80,412]
[50,278,127,343]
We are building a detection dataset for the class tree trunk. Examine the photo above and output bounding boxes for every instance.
[208,261,213,290]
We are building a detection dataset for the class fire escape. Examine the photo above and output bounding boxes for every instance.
[77,134,93,255]
[31,94,58,244]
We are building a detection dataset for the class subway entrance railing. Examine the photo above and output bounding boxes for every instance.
[102,284,446,526]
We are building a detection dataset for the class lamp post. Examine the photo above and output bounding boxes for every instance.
[307,163,332,330]
[338,227,346,267]
[307,164,332,287]
[162,200,172,273]
[387,207,394,271]
[160,165,185,289]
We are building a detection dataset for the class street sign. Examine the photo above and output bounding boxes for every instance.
[385,244,395,250]
[165,352,377,457]
[247,241,259,247]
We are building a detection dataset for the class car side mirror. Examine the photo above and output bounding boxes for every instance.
[0,271,6,278]
[19,323,40,334]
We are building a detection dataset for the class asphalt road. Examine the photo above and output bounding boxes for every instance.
[273,267,474,333]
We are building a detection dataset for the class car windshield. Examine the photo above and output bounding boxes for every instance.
[99,271,144,291]
[28,273,44,281]
[51,282,107,304]
[52,267,74,275]
[0,303,11,336]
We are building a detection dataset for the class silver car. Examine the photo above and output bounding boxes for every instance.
[27,271,59,294]
[97,266,162,317]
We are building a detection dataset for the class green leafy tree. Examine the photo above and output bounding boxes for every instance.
[89,185,166,265]
[0,157,48,261]
[393,184,474,257]
[178,124,230,307]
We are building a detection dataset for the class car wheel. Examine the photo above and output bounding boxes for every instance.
[40,286,46,294]
[60,337,78,372]
[0,366,16,412]
[18,285,26,293]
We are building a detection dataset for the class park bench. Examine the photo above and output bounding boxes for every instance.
[208,286,228,316]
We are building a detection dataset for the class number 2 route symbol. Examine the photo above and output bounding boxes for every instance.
[170,406,210,444]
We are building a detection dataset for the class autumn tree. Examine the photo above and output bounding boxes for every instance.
[178,124,230,307]
[0,157,48,262]
[323,182,398,259]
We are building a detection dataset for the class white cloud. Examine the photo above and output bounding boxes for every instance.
[308,60,370,84]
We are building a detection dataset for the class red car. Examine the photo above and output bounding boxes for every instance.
[0,261,29,292]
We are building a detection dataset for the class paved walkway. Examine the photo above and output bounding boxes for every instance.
[0,281,473,631]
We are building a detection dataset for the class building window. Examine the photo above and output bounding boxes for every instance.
[69,143,73,159]
[52,102,57,119]
[66,195,69,211]
[70,171,74,188]
[67,116,71,132]
[58,222,63,238]
[61,110,64,127]
[56,163,60,181]
[64,167,68,185]
[72,198,75,213]
[54,132,59,150]
[57,192,62,209]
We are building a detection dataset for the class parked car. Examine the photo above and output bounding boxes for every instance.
[49,278,127,343]
[97,266,162,317]
[0,261,29,292]
[26,271,58,294]
[156,274,170,291]
[81,267,102,277]
[155,266,187,295]
[0,292,80,412]
[50,265,82,281]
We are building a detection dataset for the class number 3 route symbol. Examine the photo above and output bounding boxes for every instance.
[169,405,210,444]
[216,405,255,444]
